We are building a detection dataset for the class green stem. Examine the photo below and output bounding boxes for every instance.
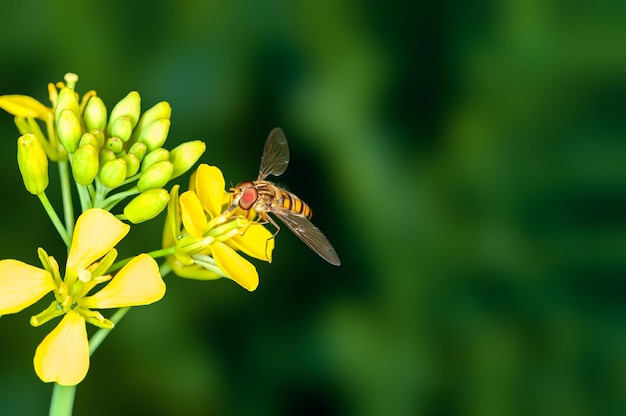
[49,384,75,416]
[75,184,92,212]
[37,193,71,247]
[57,160,75,237]
[98,186,140,211]
[109,247,175,273]
[88,306,131,355]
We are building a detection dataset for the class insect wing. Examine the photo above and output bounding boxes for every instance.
[258,127,290,180]
[272,208,341,266]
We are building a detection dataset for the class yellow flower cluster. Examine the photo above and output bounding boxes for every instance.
[163,164,274,291]
[0,209,165,385]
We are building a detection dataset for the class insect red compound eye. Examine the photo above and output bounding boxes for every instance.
[239,186,258,210]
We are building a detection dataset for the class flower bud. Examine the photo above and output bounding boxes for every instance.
[138,119,170,151]
[84,96,107,132]
[123,188,170,224]
[137,160,174,191]
[89,129,106,148]
[129,141,147,162]
[71,144,99,185]
[99,158,127,188]
[56,108,82,153]
[17,134,48,194]
[142,148,169,170]
[132,101,171,140]
[106,137,124,154]
[54,87,80,123]
[108,91,140,136]
[169,140,206,178]
[123,153,140,177]
[109,115,133,142]
[78,132,100,149]
[99,149,116,166]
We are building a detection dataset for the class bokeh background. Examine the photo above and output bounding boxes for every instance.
[1,1,625,415]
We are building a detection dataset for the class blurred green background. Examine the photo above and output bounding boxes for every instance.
[1,0,626,415]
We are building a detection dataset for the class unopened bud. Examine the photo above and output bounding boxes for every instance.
[106,137,124,154]
[129,142,147,162]
[137,160,174,191]
[123,188,170,224]
[109,116,133,142]
[169,140,206,178]
[78,132,100,149]
[142,148,169,170]
[54,87,79,123]
[108,91,141,136]
[99,158,127,188]
[123,153,140,177]
[71,144,99,185]
[17,134,49,194]
[84,96,107,132]
[132,101,171,142]
[99,149,116,166]
[90,129,106,148]
[56,108,82,153]
[138,119,170,151]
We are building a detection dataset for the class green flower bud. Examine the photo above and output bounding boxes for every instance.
[138,119,170,151]
[123,153,140,177]
[54,87,79,123]
[108,91,140,136]
[131,101,171,142]
[142,148,169,170]
[78,132,100,149]
[99,158,127,188]
[109,115,133,142]
[90,129,106,148]
[84,96,107,132]
[169,140,206,178]
[99,149,116,166]
[123,188,170,224]
[17,134,48,195]
[56,108,82,153]
[71,144,99,185]
[129,141,147,162]
[137,160,174,191]
[106,137,124,154]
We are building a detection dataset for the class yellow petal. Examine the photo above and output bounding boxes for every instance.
[66,209,130,276]
[180,191,207,237]
[0,260,55,316]
[211,242,259,291]
[194,164,226,218]
[79,254,165,309]
[0,94,51,119]
[228,223,274,262]
[33,311,89,386]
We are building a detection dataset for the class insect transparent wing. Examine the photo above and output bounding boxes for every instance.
[272,208,341,266]
[258,127,290,180]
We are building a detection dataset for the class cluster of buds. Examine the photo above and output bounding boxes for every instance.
[9,73,205,223]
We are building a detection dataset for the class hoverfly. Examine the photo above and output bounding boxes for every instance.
[228,127,341,266]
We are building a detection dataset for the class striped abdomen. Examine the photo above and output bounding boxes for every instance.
[276,189,312,218]
[252,181,313,219]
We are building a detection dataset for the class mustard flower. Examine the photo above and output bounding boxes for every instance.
[0,209,165,385]
[163,164,273,291]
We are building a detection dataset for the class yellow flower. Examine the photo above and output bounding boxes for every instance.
[0,209,165,385]
[163,164,273,291]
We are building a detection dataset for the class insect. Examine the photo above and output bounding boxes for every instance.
[228,127,341,266]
